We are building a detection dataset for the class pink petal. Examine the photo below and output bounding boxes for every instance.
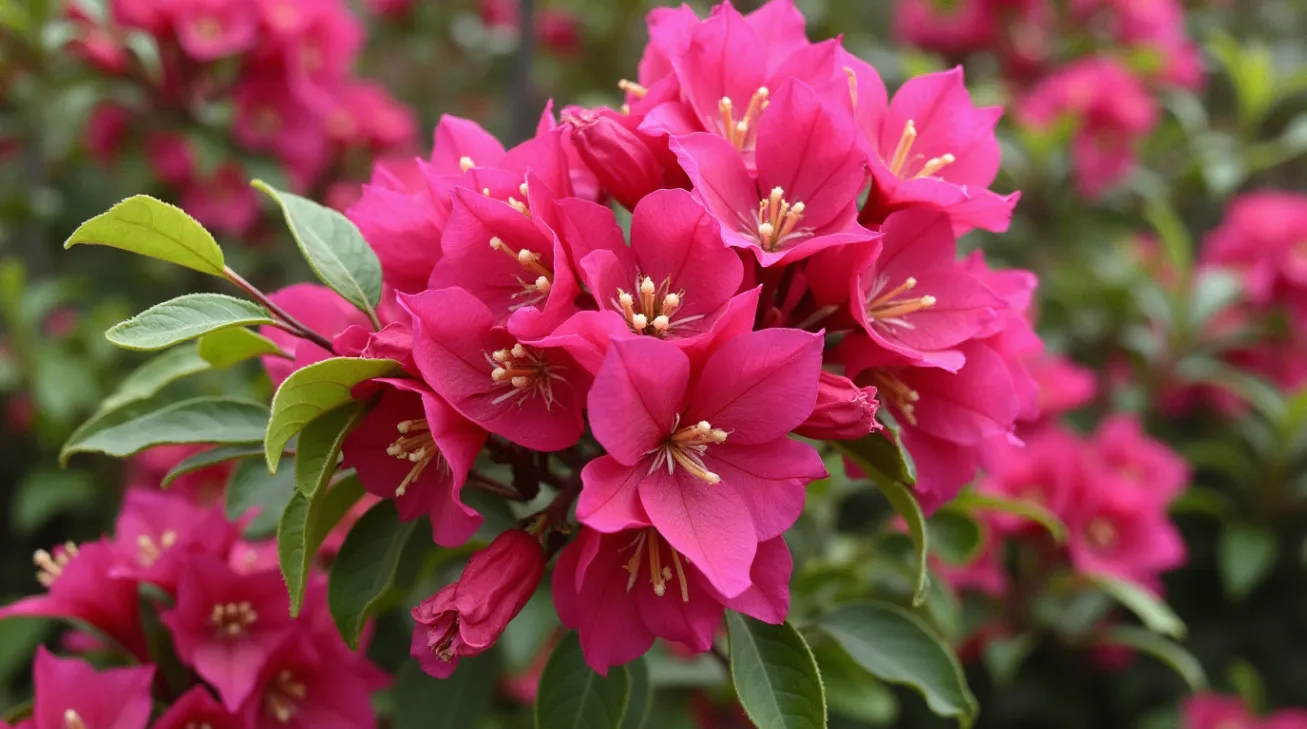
[638,468,757,598]
[719,536,793,624]
[670,132,757,236]
[577,456,651,533]
[631,189,744,315]
[671,4,767,135]
[589,337,689,463]
[745,0,808,71]
[709,438,825,540]
[908,342,1018,446]
[431,115,505,174]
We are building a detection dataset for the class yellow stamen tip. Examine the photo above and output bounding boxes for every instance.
[458,156,475,172]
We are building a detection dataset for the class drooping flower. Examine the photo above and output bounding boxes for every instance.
[341,378,486,547]
[161,556,297,710]
[411,529,545,678]
[553,527,791,673]
[404,286,589,452]
[795,371,879,440]
[578,332,826,597]
[29,647,154,729]
[563,107,689,211]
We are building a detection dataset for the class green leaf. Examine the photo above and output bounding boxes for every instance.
[393,652,501,729]
[928,511,982,566]
[161,444,265,488]
[12,469,96,536]
[951,490,1067,543]
[725,612,826,729]
[106,294,278,351]
[225,458,296,539]
[536,632,631,729]
[621,657,653,729]
[1095,626,1207,691]
[879,480,929,606]
[1142,197,1192,275]
[1189,268,1243,331]
[1219,523,1278,602]
[197,327,285,368]
[64,195,225,276]
[295,404,364,498]
[833,420,917,487]
[815,642,899,725]
[818,601,978,727]
[98,347,211,412]
[1089,574,1186,639]
[981,633,1035,686]
[1227,659,1266,713]
[253,180,382,326]
[328,500,420,649]
[62,397,268,465]
[279,474,365,615]
[265,357,403,472]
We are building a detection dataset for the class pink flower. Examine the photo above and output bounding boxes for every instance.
[979,426,1085,532]
[553,527,792,673]
[145,133,196,186]
[1072,0,1205,90]
[563,107,688,211]
[87,104,132,164]
[181,163,260,236]
[29,647,154,729]
[672,79,875,266]
[1201,191,1307,323]
[109,489,239,593]
[794,371,879,440]
[162,556,296,710]
[0,540,148,660]
[894,0,996,56]
[1182,693,1257,729]
[240,632,378,729]
[404,287,589,452]
[326,83,417,152]
[154,687,242,729]
[853,65,1018,233]
[258,283,370,386]
[1028,353,1097,418]
[1019,57,1159,199]
[578,331,826,597]
[411,529,545,678]
[341,379,486,546]
[1088,414,1189,506]
[848,209,1005,369]
[1066,476,1186,583]
[169,0,258,61]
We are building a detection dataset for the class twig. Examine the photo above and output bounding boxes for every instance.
[468,470,529,500]
[224,266,337,354]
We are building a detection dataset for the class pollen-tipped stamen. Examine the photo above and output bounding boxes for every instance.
[621,529,691,602]
[137,529,178,566]
[387,419,446,497]
[718,88,769,150]
[756,187,807,252]
[34,542,78,588]
[485,343,562,409]
[63,709,87,729]
[890,119,917,177]
[458,156,475,172]
[915,153,955,179]
[873,372,921,426]
[618,79,648,98]
[210,600,258,638]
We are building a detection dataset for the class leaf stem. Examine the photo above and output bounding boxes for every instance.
[468,470,530,500]
[224,266,337,355]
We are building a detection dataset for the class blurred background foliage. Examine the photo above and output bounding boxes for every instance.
[2,0,1307,727]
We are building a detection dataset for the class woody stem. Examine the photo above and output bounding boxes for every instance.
[224,266,338,355]
[468,471,529,500]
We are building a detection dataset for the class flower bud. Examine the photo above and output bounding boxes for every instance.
[565,108,675,211]
[795,372,880,440]
[411,529,545,678]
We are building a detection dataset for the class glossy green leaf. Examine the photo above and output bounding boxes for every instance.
[725,612,826,729]
[98,347,211,412]
[928,511,983,566]
[815,642,899,725]
[833,420,917,487]
[225,458,296,539]
[12,469,96,536]
[197,327,285,368]
[106,294,277,351]
[64,195,225,276]
[62,397,268,465]
[294,403,364,498]
[982,633,1035,686]
[879,480,929,606]
[818,601,978,728]
[265,357,402,472]
[393,652,501,729]
[279,474,365,615]
[1219,523,1278,602]
[1096,626,1207,691]
[620,657,652,729]
[161,444,265,488]
[535,632,631,729]
[1090,575,1186,639]
[253,180,382,326]
[328,500,420,649]
[951,490,1067,543]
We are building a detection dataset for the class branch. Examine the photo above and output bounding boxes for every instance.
[224,266,337,355]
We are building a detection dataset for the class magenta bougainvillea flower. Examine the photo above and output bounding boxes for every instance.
[552,527,791,674]
[411,529,545,678]
[162,556,296,710]
[795,371,879,441]
[1088,414,1190,506]
[240,633,378,729]
[28,648,154,729]
[153,687,242,729]
[108,489,238,593]
[578,332,826,596]
[342,378,486,547]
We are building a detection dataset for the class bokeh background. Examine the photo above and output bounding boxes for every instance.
[2,0,1307,727]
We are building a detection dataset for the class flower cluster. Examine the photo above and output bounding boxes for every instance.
[0,451,384,729]
[1184,694,1307,729]
[71,0,416,234]
[290,0,1037,674]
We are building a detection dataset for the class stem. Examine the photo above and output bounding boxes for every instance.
[224,266,337,355]
[468,471,530,500]
[543,475,584,527]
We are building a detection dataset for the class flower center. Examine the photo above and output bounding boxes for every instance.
[872,372,920,426]
[33,542,79,588]
[487,343,565,410]
[458,155,476,172]
[754,186,808,252]
[193,16,223,41]
[613,275,700,337]
[184,723,215,729]
[481,181,532,217]
[718,87,769,151]
[864,275,936,329]
[386,419,449,497]
[299,43,321,72]
[888,120,955,179]
[253,108,281,136]
[1086,517,1117,551]
[622,528,691,602]
[265,670,307,724]
[63,710,87,729]
[137,529,178,567]
[427,615,461,661]
[488,235,553,310]
[645,418,728,484]
[210,601,258,638]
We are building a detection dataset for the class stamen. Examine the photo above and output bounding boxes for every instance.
[718,88,770,149]
[458,156,475,172]
[621,530,691,602]
[618,79,648,98]
[755,187,808,252]
[387,420,446,497]
[890,119,917,177]
[484,342,563,410]
[652,419,727,484]
[873,372,920,426]
[844,66,858,107]
[210,600,259,637]
[63,709,86,729]
[34,542,79,588]
[865,275,936,327]
[915,153,955,179]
